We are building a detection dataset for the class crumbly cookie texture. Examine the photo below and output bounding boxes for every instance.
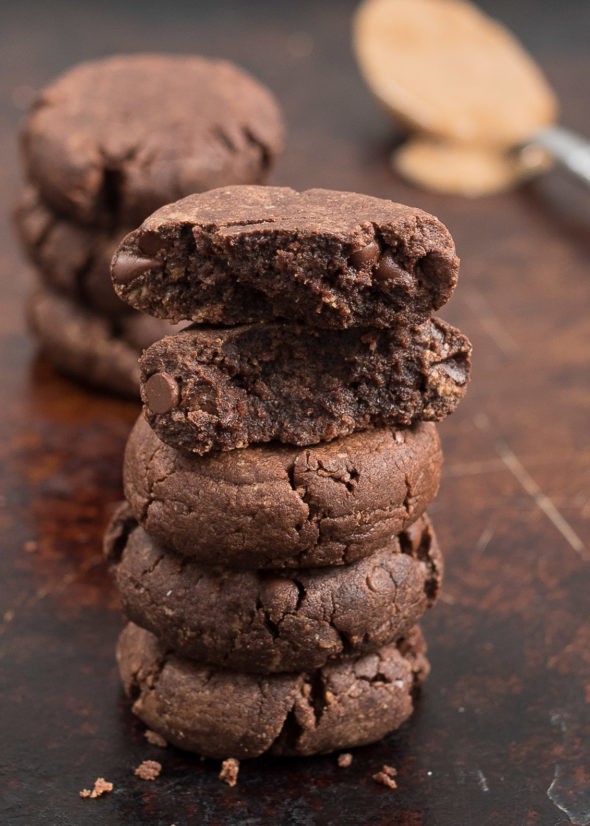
[79,778,113,799]
[117,622,429,759]
[122,415,442,568]
[373,764,398,789]
[111,185,459,329]
[219,758,240,787]
[144,729,167,748]
[105,504,442,673]
[139,319,471,454]
[134,760,161,781]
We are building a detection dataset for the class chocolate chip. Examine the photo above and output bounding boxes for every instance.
[145,372,180,414]
[350,240,380,269]
[112,253,162,285]
[137,230,166,256]
[374,251,413,290]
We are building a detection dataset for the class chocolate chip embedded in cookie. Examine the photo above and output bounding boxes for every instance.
[123,416,442,567]
[139,319,471,454]
[117,622,428,759]
[111,185,459,328]
[27,287,181,397]
[143,373,180,414]
[106,503,442,673]
[20,55,284,226]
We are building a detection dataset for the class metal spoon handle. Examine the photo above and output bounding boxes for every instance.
[531,125,590,187]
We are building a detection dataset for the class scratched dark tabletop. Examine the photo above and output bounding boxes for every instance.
[1,1,589,824]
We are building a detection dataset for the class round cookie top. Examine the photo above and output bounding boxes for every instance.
[20,54,284,226]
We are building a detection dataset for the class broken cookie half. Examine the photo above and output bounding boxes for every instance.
[139,319,471,455]
[111,185,459,329]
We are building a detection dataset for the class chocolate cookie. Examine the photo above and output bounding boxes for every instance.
[139,319,471,454]
[21,55,284,226]
[15,187,131,317]
[28,287,182,397]
[111,185,458,328]
[117,622,428,758]
[106,503,441,673]
[123,415,442,567]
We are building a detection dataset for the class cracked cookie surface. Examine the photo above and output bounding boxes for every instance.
[117,622,428,758]
[105,503,441,673]
[123,415,442,567]
[20,55,284,226]
[111,185,459,328]
[139,319,471,454]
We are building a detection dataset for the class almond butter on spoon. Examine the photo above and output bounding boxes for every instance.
[394,138,551,198]
[353,0,558,195]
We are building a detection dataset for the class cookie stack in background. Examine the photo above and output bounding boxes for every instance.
[14,54,284,396]
[104,185,472,759]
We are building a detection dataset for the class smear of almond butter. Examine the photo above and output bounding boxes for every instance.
[354,0,557,195]
[393,137,551,197]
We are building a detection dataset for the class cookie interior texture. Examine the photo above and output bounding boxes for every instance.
[139,319,471,454]
[21,55,284,226]
[117,622,428,759]
[123,415,442,567]
[111,185,459,328]
[105,502,442,673]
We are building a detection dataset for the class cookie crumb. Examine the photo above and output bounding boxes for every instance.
[373,765,398,789]
[79,777,114,798]
[338,753,353,767]
[219,757,240,787]
[135,760,162,781]
[144,729,168,748]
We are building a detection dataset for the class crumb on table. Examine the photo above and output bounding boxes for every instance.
[373,765,398,789]
[219,757,240,787]
[338,753,353,767]
[134,760,162,781]
[144,728,168,748]
[79,777,114,798]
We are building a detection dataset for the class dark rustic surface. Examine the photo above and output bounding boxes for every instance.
[1,2,589,824]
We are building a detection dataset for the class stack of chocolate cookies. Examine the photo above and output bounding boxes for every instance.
[105,185,471,759]
[15,54,283,396]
